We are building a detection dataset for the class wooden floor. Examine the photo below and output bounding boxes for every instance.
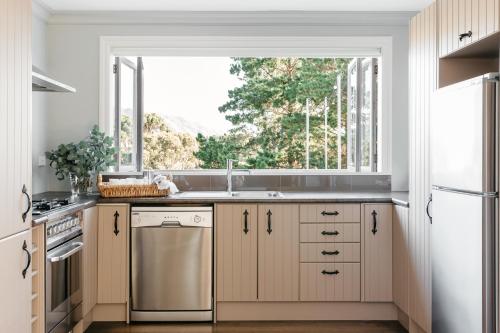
[86,321,407,333]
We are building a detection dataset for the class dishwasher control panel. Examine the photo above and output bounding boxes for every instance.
[131,207,213,228]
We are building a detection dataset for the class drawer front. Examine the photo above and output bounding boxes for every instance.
[300,223,361,243]
[300,263,361,301]
[300,243,361,263]
[300,204,361,223]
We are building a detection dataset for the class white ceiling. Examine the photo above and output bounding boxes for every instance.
[37,0,432,12]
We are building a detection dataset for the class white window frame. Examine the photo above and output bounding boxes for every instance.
[99,36,392,175]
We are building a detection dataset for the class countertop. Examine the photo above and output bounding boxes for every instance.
[32,191,408,225]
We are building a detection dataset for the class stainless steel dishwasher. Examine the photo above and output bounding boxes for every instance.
[130,206,213,322]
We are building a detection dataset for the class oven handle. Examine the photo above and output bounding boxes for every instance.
[48,242,84,262]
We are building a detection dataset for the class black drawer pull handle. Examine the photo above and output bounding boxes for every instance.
[321,270,339,275]
[21,184,31,222]
[321,250,340,256]
[22,240,31,279]
[266,210,272,234]
[459,30,472,41]
[371,210,378,235]
[243,209,249,234]
[113,211,120,236]
[321,210,339,216]
[321,230,339,236]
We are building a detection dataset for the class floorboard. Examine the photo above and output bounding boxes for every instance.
[86,321,407,333]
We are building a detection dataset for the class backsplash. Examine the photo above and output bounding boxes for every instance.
[102,173,391,192]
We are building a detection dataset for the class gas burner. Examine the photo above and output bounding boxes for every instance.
[32,198,74,215]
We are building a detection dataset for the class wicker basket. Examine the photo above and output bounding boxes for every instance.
[97,175,169,198]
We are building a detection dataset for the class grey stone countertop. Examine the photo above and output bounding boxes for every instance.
[32,191,409,225]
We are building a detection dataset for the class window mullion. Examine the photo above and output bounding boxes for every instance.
[136,57,144,172]
[114,57,121,171]
[355,58,363,172]
[371,58,378,172]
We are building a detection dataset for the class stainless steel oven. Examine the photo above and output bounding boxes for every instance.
[45,213,83,333]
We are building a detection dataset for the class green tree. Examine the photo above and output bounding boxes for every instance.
[141,113,200,169]
[197,57,349,169]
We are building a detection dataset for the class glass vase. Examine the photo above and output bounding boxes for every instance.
[69,173,80,197]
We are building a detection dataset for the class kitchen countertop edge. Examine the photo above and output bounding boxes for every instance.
[32,191,409,225]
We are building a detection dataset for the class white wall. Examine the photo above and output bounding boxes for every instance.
[32,3,51,194]
[45,12,412,191]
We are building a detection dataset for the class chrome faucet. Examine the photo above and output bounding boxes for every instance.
[226,159,236,194]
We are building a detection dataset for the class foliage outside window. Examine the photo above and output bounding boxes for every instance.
[113,56,379,172]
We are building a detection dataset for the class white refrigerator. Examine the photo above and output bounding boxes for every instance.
[431,73,498,333]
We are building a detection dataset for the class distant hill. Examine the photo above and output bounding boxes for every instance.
[160,113,226,137]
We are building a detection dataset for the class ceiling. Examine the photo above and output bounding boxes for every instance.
[38,0,432,12]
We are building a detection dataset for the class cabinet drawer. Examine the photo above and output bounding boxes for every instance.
[300,204,360,223]
[300,243,361,263]
[300,223,361,243]
[300,263,361,301]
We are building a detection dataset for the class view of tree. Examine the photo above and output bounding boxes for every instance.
[120,57,352,170]
[197,57,349,169]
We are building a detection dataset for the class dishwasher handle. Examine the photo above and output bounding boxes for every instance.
[161,221,182,227]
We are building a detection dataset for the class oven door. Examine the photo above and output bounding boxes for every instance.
[46,235,83,333]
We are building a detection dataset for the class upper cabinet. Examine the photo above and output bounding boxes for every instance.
[439,0,499,57]
[0,0,32,240]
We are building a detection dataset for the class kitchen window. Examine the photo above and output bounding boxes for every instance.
[111,56,380,173]
[101,36,391,174]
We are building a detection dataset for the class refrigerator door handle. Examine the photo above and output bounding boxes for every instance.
[426,193,432,224]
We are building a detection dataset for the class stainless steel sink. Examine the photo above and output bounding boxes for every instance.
[230,191,284,198]
[173,191,284,199]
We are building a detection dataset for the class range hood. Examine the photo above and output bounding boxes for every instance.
[32,66,76,93]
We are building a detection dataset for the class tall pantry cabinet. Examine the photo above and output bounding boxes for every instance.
[0,0,33,332]
[408,3,436,333]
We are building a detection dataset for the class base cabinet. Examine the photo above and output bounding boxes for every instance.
[97,204,129,304]
[0,230,32,333]
[216,204,258,301]
[83,206,98,315]
[258,205,299,301]
[363,204,393,302]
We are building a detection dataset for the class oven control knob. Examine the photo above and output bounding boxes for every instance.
[47,227,53,235]
[194,215,201,223]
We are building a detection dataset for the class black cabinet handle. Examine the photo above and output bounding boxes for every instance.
[321,230,339,236]
[321,250,340,256]
[113,211,120,236]
[21,184,31,222]
[371,210,378,235]
[22,240,31,279]
[321,210,339,216]
[243,209,249,234]
[459,30,472,41]
[321,270,339,275]
[426,194,433,224]
[266,210,272,234]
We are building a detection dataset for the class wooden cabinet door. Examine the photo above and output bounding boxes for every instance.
[97,204,129,304]
[216,204,258,301]
[409,5,435,331]
[258,204,299,301]
[362,204,392,302]
[0,0,32,240]
[392,205,409,315]
[83,206,98,315]
[0,230,32,333]
[439,0,499,57]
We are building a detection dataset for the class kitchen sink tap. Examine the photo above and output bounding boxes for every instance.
[226,159,236,194]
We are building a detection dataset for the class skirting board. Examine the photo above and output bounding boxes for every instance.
[396,308,410,331]
[216,302,398,321]
[92,304,127,322]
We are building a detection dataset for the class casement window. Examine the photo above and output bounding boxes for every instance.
[103,37,390,174]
